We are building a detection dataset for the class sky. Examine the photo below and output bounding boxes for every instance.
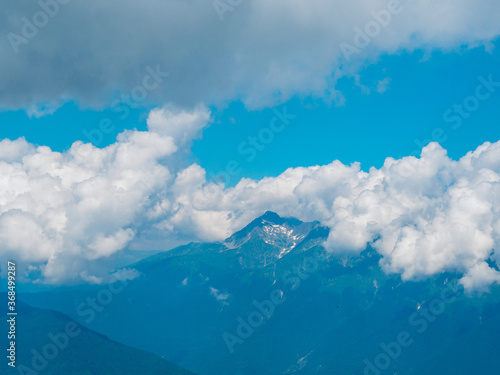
[1,0,500,290]
[2,44,499,182]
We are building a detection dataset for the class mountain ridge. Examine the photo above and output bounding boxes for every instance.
[18,212,500,375]
[134,211,329,270]
[1,295,195,375]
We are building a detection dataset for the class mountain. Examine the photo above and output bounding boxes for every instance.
[223,211,330,268]
[20,212,500,375]
[137,211,329,270]
[1,296,195,375]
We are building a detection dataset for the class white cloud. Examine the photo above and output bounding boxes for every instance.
[1,0,499,111]
[1,106,500,291]
[0,107,196,283]
[0,138,34,162]
[146,105,211,148]
[459,262,500,293]
[146,135,500,292]
[376,78,391,94]
[210,286,230,302]
[111,268,141,282]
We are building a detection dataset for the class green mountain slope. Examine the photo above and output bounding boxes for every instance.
[2,297,195,375]
[19,212,500,375]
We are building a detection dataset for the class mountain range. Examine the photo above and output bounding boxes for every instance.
[1,295,194,375]
[19,211,500,374]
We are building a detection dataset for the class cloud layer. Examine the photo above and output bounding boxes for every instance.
[0,106,207,283]
[1,107,500,291]
[1,0,499,111]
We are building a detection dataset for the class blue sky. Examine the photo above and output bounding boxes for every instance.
[2,0,500,286]
[1,41,499,185]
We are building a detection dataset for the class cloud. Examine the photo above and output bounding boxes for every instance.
[0,138,35,162]
[146,105,211,148]
[0,106,208,283]
[1,0,499,112]
[376,78,391,94]
[1,106,500,291]
[147,133,500,292]
[459,262,500,293]
[210,286,230,302]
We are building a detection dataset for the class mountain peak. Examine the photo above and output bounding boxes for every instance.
[260,211,283,222]
[228,211,303,241]
[224,212,323,264]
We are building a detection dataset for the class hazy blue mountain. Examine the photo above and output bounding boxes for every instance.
[21,212,500,374]
[1,296,195,375]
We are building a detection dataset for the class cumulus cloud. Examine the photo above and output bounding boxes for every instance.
[1,0,499,112]
[1,106,500,291]
[0,106,209,283]
[145,132,500,292]
[147,106,211,148]
[214,142,500,291]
